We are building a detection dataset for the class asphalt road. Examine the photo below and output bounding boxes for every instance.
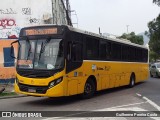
[0,77,160,120]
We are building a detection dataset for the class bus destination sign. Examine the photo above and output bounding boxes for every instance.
[25,28,57,35]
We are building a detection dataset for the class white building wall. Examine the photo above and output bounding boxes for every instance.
[0,0,68,38]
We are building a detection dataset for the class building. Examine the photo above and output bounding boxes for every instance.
[0,0,71,38]
[0,0,72,83]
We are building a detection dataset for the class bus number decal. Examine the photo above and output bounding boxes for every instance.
[17,60,32,65]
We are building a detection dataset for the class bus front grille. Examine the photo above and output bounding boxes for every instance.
[18,83,48,94]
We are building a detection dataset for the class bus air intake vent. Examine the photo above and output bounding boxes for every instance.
[18,83,48,94]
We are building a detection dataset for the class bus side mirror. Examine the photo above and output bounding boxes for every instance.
[10,40,20,59]
[10,46,16,59]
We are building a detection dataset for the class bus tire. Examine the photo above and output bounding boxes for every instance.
[129,74,135,88]
[81,79,96,99]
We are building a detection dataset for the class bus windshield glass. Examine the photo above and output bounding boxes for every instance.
[17,38,64,70]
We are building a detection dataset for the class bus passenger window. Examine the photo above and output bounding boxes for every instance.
[86,38,99,60]
[106,42,111,60]
[100,41,107,60]
[71,43,82,62]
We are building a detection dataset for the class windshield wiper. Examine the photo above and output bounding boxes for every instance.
[42,37,51,52]
[38,42,44,61]
[38,37,51,61]
[21,36,31,60]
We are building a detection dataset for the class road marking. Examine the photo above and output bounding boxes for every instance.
[42,102,146,120]
[96,106,146,111]
[136,93,142,97]
[97,101,147,110]
[136,93,160,111]
[143,96,160,111]
[42,106,160,120]
[43,117,127,120]
[42,94,160,120]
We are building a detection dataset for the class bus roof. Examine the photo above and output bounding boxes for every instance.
[67,25,148,49]
[21,24,148,49]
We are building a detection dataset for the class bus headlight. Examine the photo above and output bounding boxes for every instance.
[49,77,63,88]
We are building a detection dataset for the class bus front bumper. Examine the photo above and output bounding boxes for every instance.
[14,82,64,97]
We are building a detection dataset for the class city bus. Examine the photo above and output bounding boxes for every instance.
[11,25,149,98]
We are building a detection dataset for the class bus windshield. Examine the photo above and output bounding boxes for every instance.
[17,38,64,70]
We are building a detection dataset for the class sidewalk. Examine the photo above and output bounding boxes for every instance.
[0,83,14,93]
[0,83,27,99]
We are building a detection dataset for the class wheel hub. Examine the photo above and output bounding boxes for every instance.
[85,83,92,94]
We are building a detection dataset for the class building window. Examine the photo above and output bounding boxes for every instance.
[3,47,15,67]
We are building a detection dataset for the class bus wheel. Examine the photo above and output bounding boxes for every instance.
[129,74,135,88]
[82,79,96,99]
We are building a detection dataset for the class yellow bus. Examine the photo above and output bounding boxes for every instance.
[11,25,149,98]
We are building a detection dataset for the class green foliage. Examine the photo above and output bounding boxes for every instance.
[147,1,160,62]
[153,0,160,6]
[0,92,17,97]
[149,51,159,62]
[148,14,160,61]
[119,32,144,45]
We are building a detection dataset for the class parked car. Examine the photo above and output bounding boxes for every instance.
[150,63,160,77]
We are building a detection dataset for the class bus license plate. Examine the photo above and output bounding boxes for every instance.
[28,88,36,93]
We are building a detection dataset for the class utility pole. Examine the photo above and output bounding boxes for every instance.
[66,0,72,26]
[99,27,102,35]
[51,0,72,25]
[66,0,69,12]
[51,0,54,24]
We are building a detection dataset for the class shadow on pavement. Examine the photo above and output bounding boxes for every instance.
[23,81,146,106]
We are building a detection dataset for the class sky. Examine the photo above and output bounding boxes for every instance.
[70,0,160,36]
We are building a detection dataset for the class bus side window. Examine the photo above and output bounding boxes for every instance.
[67,42,72,61]
[106,42,111,60]
[99,40,107,60]
[71,42,82,62]
[86,37,99,60]
[67,42,82,62]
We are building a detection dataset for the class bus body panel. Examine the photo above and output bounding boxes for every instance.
[14,82,64,97]
[64,61,149,95]
[14,58,149,98]
[15,69,67,97]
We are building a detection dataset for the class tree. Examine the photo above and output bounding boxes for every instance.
[146,0,160,62]
[119,32,144,45]
[153,0,160,6]
[148,14,160,61]
[149,51,159,62]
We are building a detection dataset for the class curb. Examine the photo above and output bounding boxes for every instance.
[0,94,27,99]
